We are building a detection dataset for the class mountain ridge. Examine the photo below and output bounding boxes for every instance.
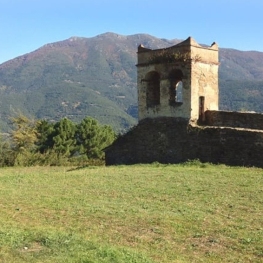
[0,32,263,133]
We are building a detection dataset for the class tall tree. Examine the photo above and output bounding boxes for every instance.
[76,117,116,159]
[52,118,76,157]
[36,120,55,153]
[10,114,39,153]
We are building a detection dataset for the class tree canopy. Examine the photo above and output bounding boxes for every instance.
[0,115,116,166]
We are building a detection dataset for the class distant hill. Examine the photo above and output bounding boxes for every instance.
[219,49,263,111]
[0,32,263,132]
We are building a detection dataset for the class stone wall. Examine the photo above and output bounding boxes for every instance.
[105,117,263,167]
[106,38,263,167]
[205,110,263,130]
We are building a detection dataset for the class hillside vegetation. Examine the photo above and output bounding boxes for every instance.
[0,115,115,167]
[0,163,262,262]
[0,33,263,132]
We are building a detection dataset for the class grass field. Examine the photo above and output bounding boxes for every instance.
[0,162,262,262]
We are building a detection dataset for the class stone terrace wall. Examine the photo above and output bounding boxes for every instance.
[105,117,263,167]
[205,110,263,130]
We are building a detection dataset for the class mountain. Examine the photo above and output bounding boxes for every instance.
[0,32,263,133]
[219,49,263,111]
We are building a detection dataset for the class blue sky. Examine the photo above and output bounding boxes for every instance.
[0,0,262,64]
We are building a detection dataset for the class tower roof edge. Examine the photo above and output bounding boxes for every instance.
[173,37,218,50]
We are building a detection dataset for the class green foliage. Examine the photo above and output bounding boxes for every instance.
[52,118,76,157]
[7,114,40,166]
[76,117,116,159]
[36,120,55,153]
[10,114,39,153]
[1,114,116,167]
[0,136,15,166]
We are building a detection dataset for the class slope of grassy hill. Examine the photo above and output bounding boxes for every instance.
[0,163,262,262]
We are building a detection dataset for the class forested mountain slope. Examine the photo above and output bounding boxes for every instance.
[0,32,262,132]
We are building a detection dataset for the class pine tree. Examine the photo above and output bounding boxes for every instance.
[52,118,76,157]
[36,120,55,153]
[76,117,116,159]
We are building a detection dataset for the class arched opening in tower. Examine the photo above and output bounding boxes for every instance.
[169,69,184,105]
[145,71,160,108]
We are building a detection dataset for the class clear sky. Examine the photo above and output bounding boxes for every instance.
[0,0,262,64]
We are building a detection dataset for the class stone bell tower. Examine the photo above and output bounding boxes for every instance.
[136,37,219,122]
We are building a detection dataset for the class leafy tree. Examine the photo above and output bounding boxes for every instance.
[8,114,40,166]
[10,114,39,153]
[76,117,116,159]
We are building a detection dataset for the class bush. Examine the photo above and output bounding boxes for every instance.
[0,139,15,166]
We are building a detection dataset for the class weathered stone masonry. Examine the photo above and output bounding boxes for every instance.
[105,37,263,167]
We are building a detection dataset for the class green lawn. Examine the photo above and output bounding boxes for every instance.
[0,162,262,262]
